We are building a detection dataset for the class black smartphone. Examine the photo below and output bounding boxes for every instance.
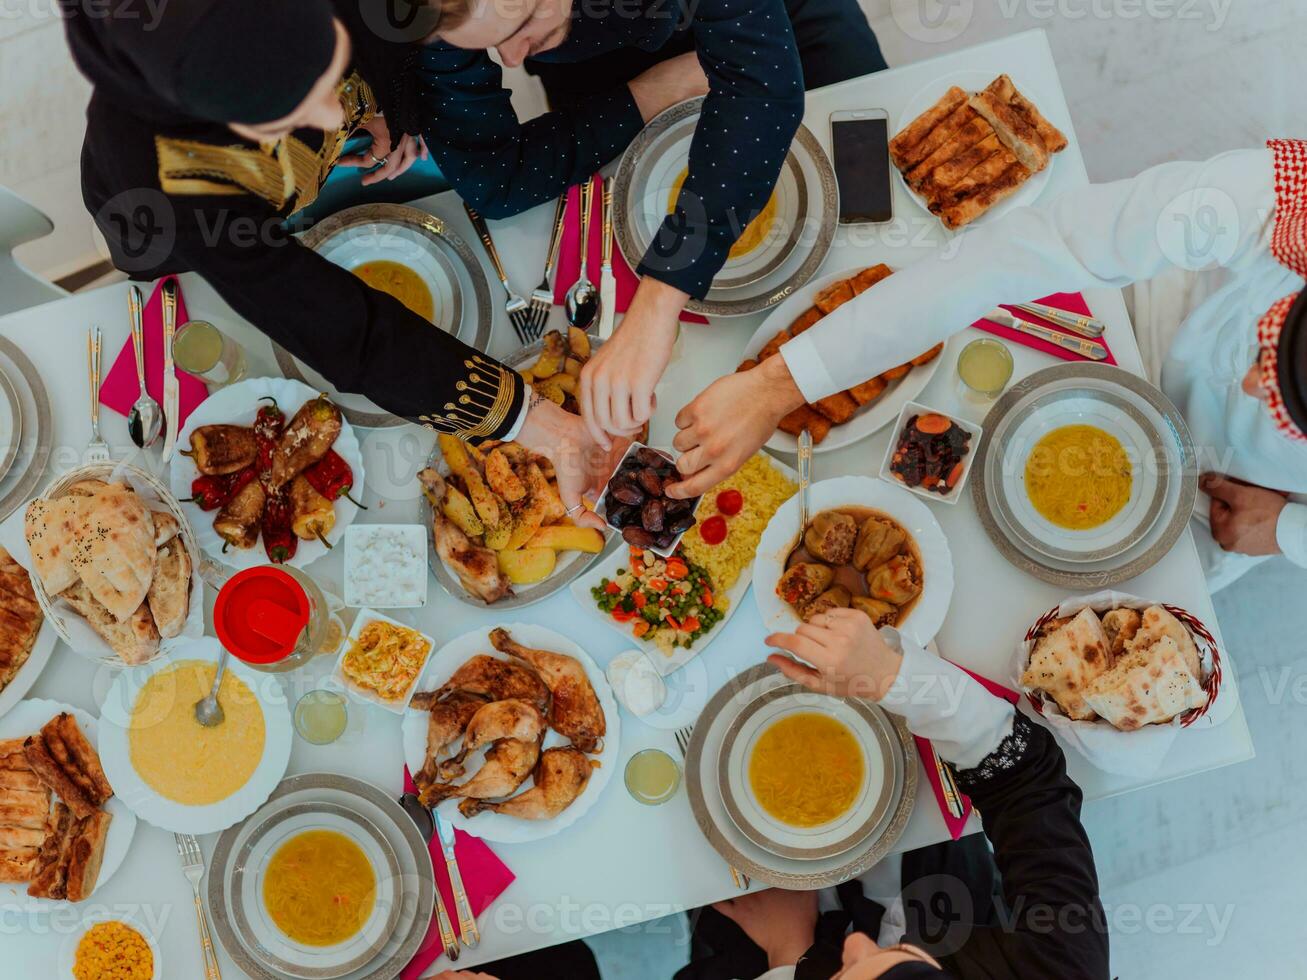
[830,109,893,224]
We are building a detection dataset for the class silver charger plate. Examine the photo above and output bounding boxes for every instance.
[276,204,494,428]
[422,332,611,610]
[0,335,52,523]
[687,664,917,889]
[718,684,900,861]
[0,364,22,485]
[208,773,435,980]
[972,363,1198,588]
[613,98,838,317]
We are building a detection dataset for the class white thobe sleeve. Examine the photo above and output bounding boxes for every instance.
[780,148,1278,401]
[1276,502,1307,568]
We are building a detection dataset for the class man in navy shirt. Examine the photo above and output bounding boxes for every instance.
[412,0,886,445]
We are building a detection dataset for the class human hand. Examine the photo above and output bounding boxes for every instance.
[713,888,817,970]
[338,115,428,186]
[1203,472,1287,555]
[578,278,685,446]
[667,356,806,499]
[515,396,628,529]
[766,608,904,701]
[629,51,710,122]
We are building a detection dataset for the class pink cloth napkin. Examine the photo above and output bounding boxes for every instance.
[915,664,1021,840]
[971,292,1116,365]
[100,276,210,429]
[400,766,516,980]
[552,175,710,325]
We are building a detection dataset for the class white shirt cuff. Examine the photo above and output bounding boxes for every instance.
[499,385,532,442]
[1276,502,1307,567]
[875,628,1015,770]
[778,335,840,404]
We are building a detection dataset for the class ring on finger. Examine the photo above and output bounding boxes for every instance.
[370,153,388,167]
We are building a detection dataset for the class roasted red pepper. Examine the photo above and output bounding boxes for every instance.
[303,449,366,509]
[183,466,255,511]
[261,487,298,564]
[253,396,285,479]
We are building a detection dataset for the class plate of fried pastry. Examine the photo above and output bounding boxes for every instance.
[402,624,619,844]
[0,700,136,912]
[0,545,54,720]
[892,72,1068,229]
[740,266,945,452]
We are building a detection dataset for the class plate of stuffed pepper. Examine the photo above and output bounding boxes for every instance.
[169,378,366,570]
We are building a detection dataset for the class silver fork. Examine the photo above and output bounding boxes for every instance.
[463,203,532,344]
[528,193,568,339]
[84,326,110,464]
[175,833,222,980]
[675,726,749,890]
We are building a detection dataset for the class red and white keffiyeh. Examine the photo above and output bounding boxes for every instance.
[1257,138,1307,440]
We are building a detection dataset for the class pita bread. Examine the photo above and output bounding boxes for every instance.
[146,539,190,639]
[1083,636,1207,731]
[1126,605,1202,680]
[23,497,85,595]
[1101,608,1142,660]
[69,485,156,623]
[60,583,158,666]
[1020,608,1112,721]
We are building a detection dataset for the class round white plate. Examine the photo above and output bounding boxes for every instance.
[0,364,22,485]
[997,392,1167,563]
[402,623,620,844]
[741,267,946,455]
[235,803,402,979]
[0,699,137,913]
[895,69,1059,228]
[59,911,162,980]
[98,637,293,835]
[0,618,57,721]
[169,377,365,570]
[719,687,896,860]
[753,476,954,646]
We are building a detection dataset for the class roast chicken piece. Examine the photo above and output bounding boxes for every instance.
[803,585,851,622]
[439,699,546,779]
[777,562,834,611]
[421,467,512,604]
[461,747,595,820]
[489,628,606,753]
[411,691,485,785]
[854,515,907,571]
[418,736,541,807]
[431,654,550,713]
[803,511,856,564]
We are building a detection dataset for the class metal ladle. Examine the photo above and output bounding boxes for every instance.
[194,647,230,727]
[126,286,164,449]
[564,179,600,330]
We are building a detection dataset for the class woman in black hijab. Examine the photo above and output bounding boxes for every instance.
[62,0,603,506]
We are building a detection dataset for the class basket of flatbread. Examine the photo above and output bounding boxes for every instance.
[7,462,203,667]
[1014,591,1223,774]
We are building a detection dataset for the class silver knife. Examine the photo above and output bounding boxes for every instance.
[160,279,181,461]
[597,177,616,340]
[1013,301,1106,339]
[398,793,460,961]
[434,808,480,948]
[986,308,1107,360]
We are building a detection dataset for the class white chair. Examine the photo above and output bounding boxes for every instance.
[0,186,66,316]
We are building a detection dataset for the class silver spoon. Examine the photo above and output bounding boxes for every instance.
[125,286,163,448]
[786,428,813,563]
[194,646,230,727]
[564,179,600,329]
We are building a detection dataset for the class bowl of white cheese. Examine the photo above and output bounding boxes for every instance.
[344,525,429,609]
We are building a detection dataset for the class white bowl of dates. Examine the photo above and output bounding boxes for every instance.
[599,445,701,557]
[879,401,981,506]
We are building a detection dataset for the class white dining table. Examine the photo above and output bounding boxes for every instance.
[2,28,1254,978]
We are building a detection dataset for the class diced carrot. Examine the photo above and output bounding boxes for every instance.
[632,591,648,609]
[612,608,637,622]
[946,461,965,488]
[665,615,680,630]
[604,581,621,594]
[682,616,701,632]
[701,589,713,606]
[632,620,651,637]
[665,559,688,579]
[648,578,668,592]
[915,413,952,435]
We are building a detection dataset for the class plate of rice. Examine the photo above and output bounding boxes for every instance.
[570,454,798,675]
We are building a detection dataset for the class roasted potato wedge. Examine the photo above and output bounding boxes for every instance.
[568,326,591,359]
[483,516,513,550]
[542,372,579,396]
[438,434,478,482]
[497,547,557,584]
[524,524,605,553]
[534,379,567,405]
[485,449,527,502]
[442,485,484,537]
[564,357,583,378]
[462,469,503,527]
[505,495,549,551]
[531,331,567,378]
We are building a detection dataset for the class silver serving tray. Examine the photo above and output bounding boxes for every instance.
[0,335,52,523]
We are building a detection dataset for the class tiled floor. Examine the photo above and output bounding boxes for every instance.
[4,3,1304,977]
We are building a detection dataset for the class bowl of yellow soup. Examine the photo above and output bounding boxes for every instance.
[98,637,293,834]
[717,686,899,860]
[233,802,402,979]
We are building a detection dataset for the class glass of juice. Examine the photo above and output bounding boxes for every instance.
[625,749,682,806]
[172,319,247,387]
[956,337,1014,401]
[294,690,350,745]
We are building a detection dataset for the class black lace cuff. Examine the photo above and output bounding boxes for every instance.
[955,714,1036,793]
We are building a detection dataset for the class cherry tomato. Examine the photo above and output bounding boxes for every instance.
[699,515,728,545]
[716,489,744,516]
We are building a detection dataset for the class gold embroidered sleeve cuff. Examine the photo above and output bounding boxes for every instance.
[419,354,525,442]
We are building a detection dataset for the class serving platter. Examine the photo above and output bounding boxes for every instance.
[277,204,494,428]
[401,623,620,844]
[0,699,138,914]
[613,98,837,317]
[740,267,947,454]
[718,684,898,861]
[169,377,365,572]
[209,773,435,980]
[972,363,1198,588]
[753,476,954,646]
[0,335,53,524]
[98,637,293,835]
[686,665,916,888]
[0,363,22,485]
[0,618,57,721]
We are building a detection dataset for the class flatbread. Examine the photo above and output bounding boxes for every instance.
[1083,636,1207,731]
[968,90,1049,173]
[906,116,994,189]
[1126,605,1202,680]
[938,162,1032,230]
[1020,608,1112,721]
[69,485,156,623]
[1101,608,1142,660]
[146,539,190,639]
[890,93,972,170]
[23,497,84,596]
